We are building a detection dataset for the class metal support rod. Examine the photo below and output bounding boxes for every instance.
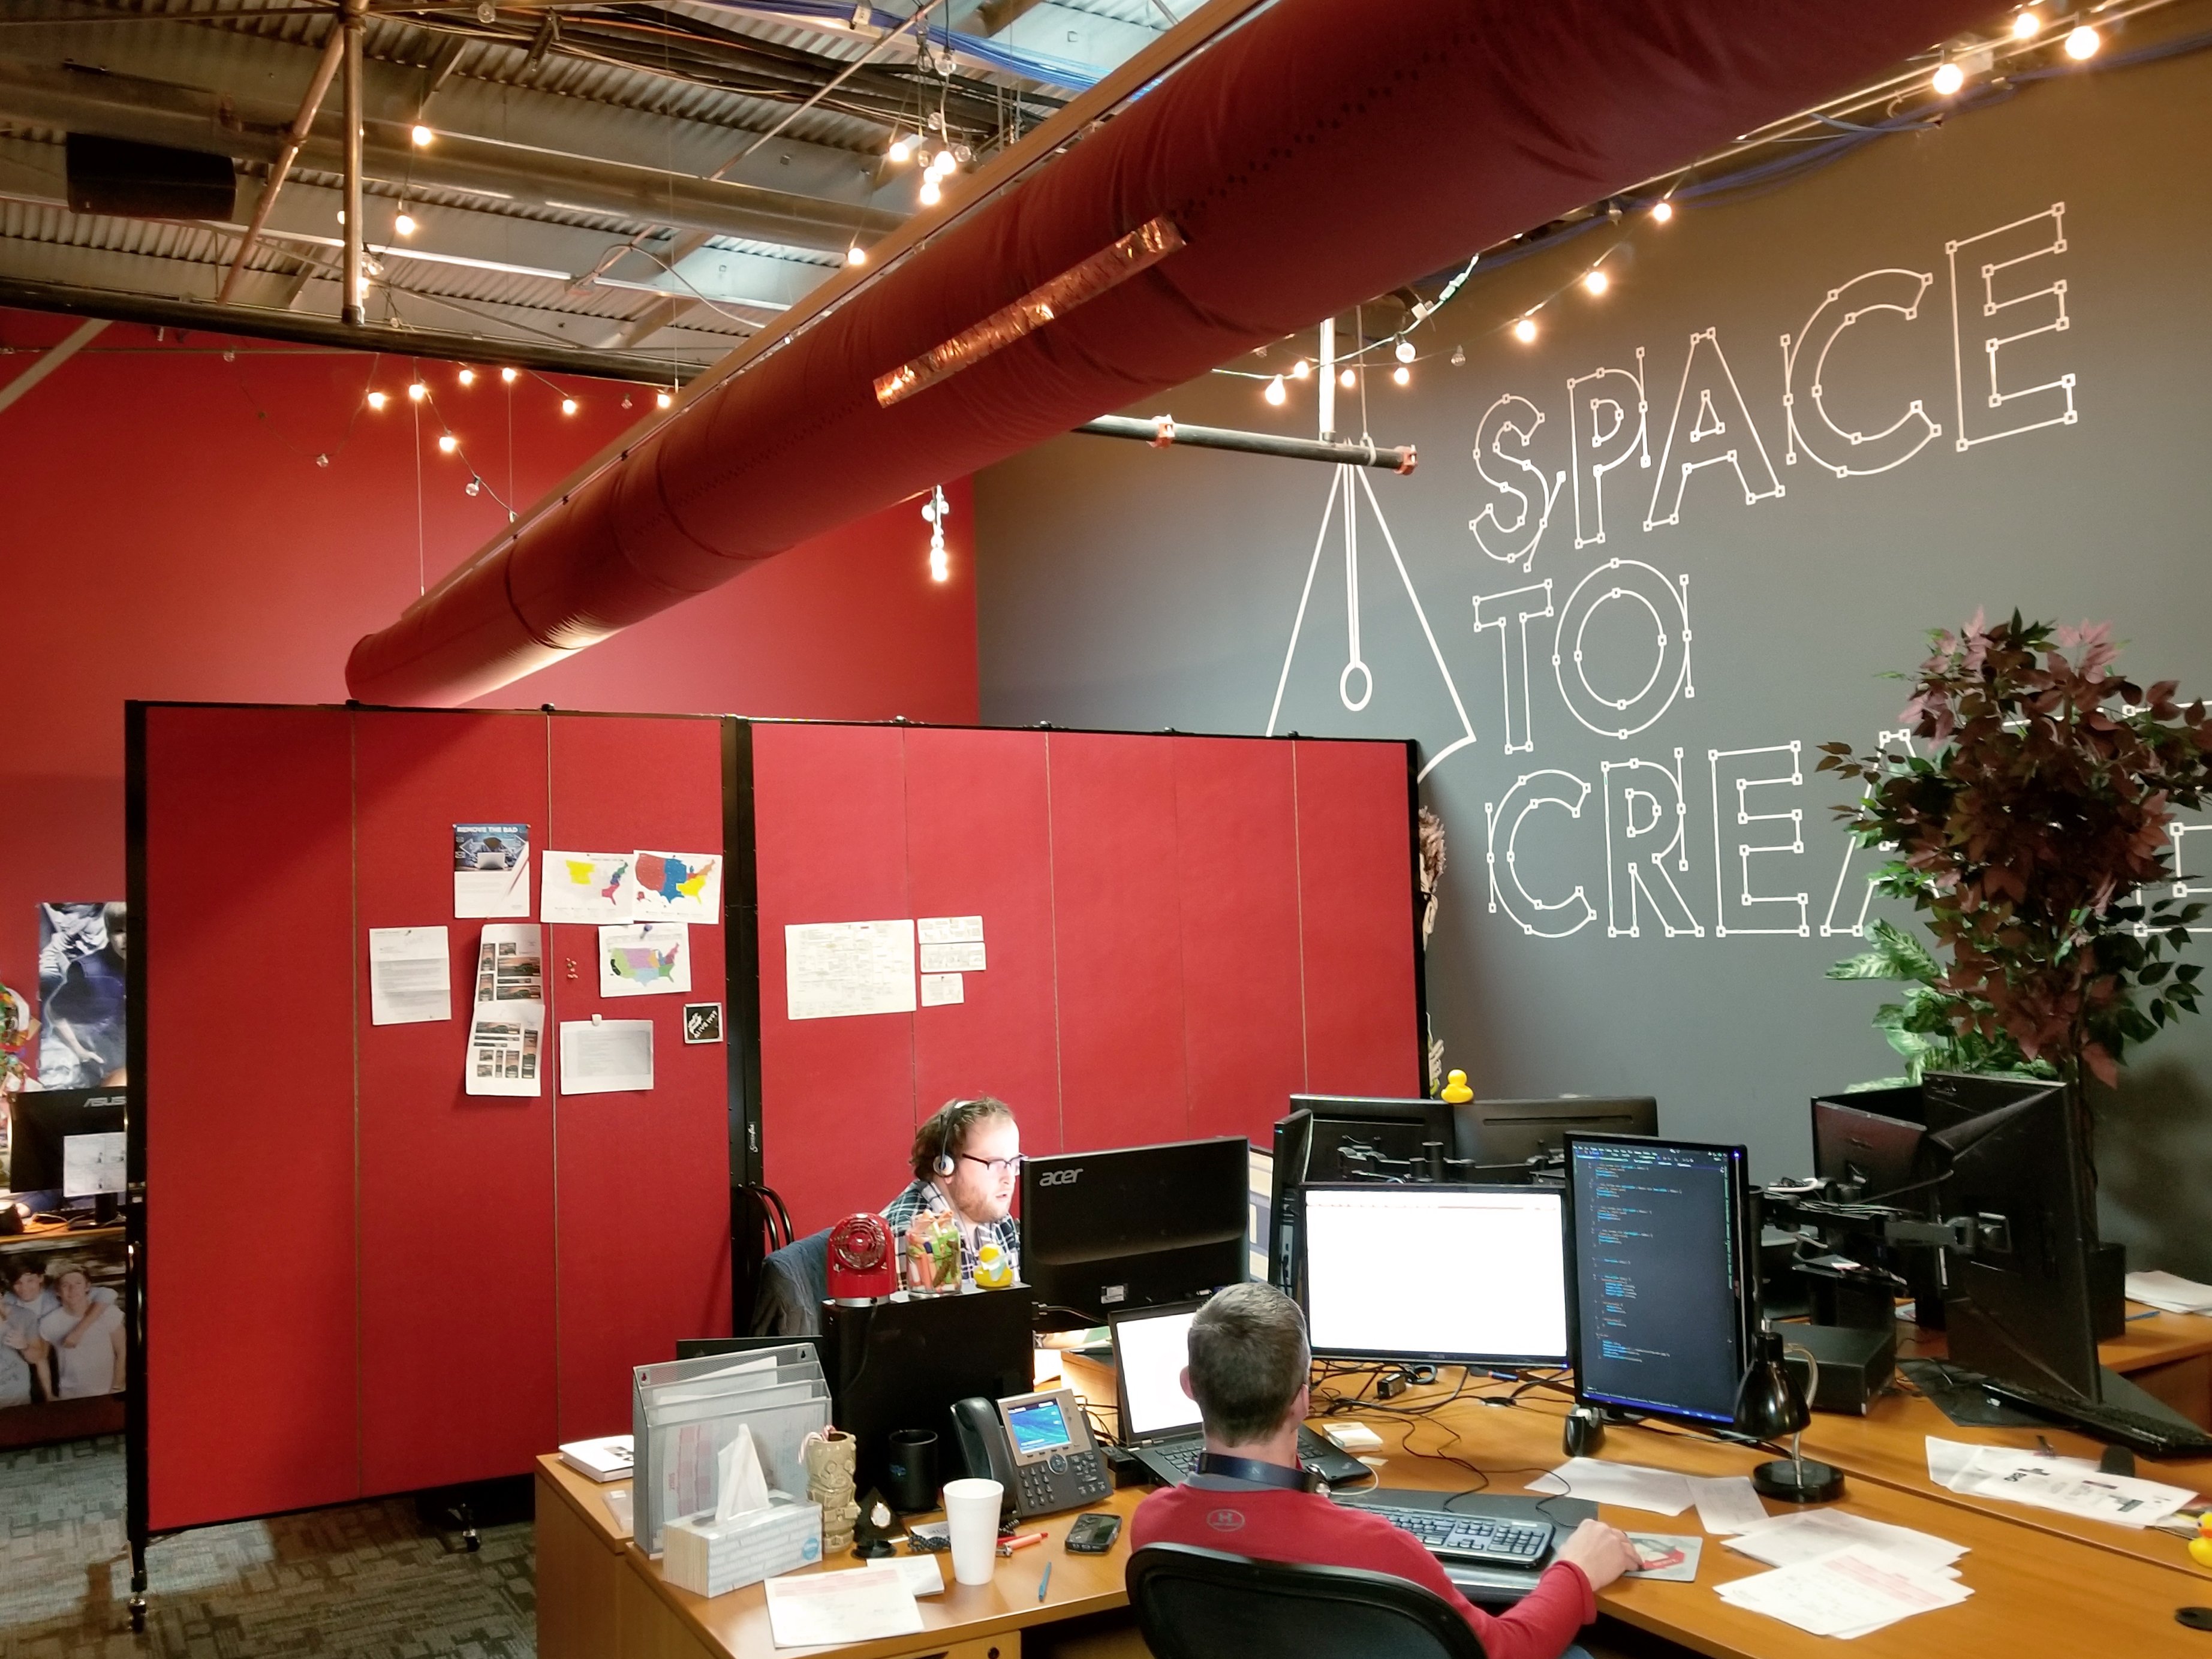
[216,8,347,305]
[1317,314,1335,440]
[339,0,365,325]
[0,274,705,384]
[1074,413,1415,472]
[0,317,107,416]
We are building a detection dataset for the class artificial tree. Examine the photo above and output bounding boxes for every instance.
[1817,613,2210,1159]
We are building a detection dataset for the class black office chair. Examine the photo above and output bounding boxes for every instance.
[748,1226,832,1337]
[1126,1543,1488,1659]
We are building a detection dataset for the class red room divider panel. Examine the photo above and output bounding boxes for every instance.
[751,725,1420,1235]
[140,704,359,1531]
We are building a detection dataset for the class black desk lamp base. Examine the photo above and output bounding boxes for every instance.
[1751,1439,1845,1504]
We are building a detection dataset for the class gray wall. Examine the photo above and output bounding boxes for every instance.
[976,52,2212,1276]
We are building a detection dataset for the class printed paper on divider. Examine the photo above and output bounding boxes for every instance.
[786,920,916,1020]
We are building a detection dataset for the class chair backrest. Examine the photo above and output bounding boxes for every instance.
[1126,1543,1488,1659]
[748,1227,832,1337]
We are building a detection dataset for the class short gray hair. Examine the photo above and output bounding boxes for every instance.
[1185,1282,1310,1445]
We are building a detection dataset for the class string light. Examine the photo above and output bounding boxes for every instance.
[366,390,388,410]
[499,366,518,384]
[437,432,458,453]
[2012,9,2041,38]
[1290,358,1311,380]
[919,176,942,206]
[465,477,481,496]
[2065,23,2100,58]
[1264,374,1287,405]
[847,243,867,266]
[1583,268,1610,296]
[1651,199,1674,224]
[1338,367,1356,389]
[888,134,916,164]
[656,390,674,409]
[407,381,426,401]
[930,148,956,174]
[1512,316,1538,344]
[1393,339,1416,363]
[394,211,416,236]
[1391,364,1411,387]
[1450,344,1466,366]
[1931,61,1966,95]
[411,124,434,147]
[561,396,579,415]
[457,367,475,386]
[922,484,950,582]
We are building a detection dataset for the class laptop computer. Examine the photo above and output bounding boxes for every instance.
[1107,1300,1371,1486]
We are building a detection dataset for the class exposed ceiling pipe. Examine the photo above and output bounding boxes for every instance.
[215,11,347,306]
[339,0,366,325]
[0,274,703,383]
[0,61,902,253]
[345,0,2000,707]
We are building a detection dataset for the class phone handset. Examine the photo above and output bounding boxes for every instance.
[952,1395,1018,1489]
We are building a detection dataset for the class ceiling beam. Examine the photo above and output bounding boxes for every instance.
[0,273,706,384]
[976,0,1051,36]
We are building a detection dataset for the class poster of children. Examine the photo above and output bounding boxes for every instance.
[0,1245,127,1412]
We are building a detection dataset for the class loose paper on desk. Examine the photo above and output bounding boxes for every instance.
[918,940,985,974]
[893,1555,945,1597]
[917,916,983,946]
[2125,1270,2212,1314]
[1725,1508,1965,1575]
[601,922,691,997]
[763,1565,923,1648]
[920,972,963,1007]
[62,1131,126,1198]
[1945,1443,2195,1528]
[631,851,721,923]
[541,850,637,923]
[453,823,532,918]
[1527,1459,1691,1515]
[1714,1545,1971,1639]
[368,926,450,1025]
[715,1425,771,1522]
[560,1018,653,1095]
[785,919,914,1020]
[1686,1474,1769,1535]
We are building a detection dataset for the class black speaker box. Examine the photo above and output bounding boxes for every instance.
[65,133,236,220]
[1780,1321,1895,1416]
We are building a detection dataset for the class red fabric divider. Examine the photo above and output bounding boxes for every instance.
[352,711,559,1492]
[902,728,1062,1157]
[144,706,359,1531]
[546,714,732,1442]
[1294,740,1421,1097]
[1047,732,1188,1152]
[1173,737,1307,1140]
[753,722,915,1233]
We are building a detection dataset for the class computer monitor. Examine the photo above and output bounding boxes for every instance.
[1245,1143,1274,1284]
[1266,1109,1314,1296]
[1296,1182,1569,1368]
[1932,1079,2100,1401]
[1109,1300,1205,1443]
[1019,1136,1250,1325]
[1566,1135,1755,1429]
[1290,1093,1455,1184]
[7,1086,129,1198]
[1456,1097,1659,1167]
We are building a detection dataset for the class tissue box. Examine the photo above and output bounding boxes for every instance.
[662,1492,823,1598]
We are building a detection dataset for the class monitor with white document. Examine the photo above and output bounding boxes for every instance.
[1296,1182,1570,1368]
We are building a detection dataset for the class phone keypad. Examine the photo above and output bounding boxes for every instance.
[1017,1450,1110,1515]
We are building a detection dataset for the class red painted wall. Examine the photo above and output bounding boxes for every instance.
[0,311,977,1028]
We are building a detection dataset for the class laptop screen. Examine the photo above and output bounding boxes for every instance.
[1112,1303,1203,1441]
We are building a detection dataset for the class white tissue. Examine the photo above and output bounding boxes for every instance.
[715,1424,772,1523]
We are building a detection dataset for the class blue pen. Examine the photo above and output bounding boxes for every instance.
[1037,1561,1052,1602]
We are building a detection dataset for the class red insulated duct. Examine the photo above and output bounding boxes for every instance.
[347,0,1996,706]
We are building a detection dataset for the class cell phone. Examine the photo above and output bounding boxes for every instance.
[1064,1513,1121,1553]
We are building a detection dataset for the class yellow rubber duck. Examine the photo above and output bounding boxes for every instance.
[1440,1069,1474,1104]
[2190,1513,2212,1571]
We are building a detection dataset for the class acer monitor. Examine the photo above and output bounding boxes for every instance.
[1019,1136,1250,1326]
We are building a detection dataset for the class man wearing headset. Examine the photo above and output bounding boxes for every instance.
[880,1097,1024,1284]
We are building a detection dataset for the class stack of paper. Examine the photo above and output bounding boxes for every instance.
[1924,1437,2196,1529]
[1715,1546,1972,1637]
[1527,1459,1692,1515]
[1725,1509,1967,1575]
[559,1434,635,1483]
[2125,1271,2212,1315]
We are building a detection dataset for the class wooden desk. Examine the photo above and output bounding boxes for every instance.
[540,1374,2212,1659]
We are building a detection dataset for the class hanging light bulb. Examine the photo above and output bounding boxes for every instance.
[1338,367,1356,389]
[1512,316,1538,344]
[1392,364,1411,387]
[561,396,579,415]
[1652,198,1675,224]
[465,477,481,496]
[407,381,427,401]
[457,367,475,386]
[847,243,867,266]
[1584,268,1611,296]
[366,390,388,410]
[931,147,956,174]
[437,432,458,454]
[1931,60,1966,95]
[394,211,417,237]
[1394,339,1416,363]
[918,176,942,207]
[500,366,518,384]
[1449,344,1466,366]
[1264,374,1287,406]
[2064,22,2099,57]
[621,393,633,410]
[656,390,674,410]
[2012,8,2041,38]
[411,123,434,147]
[887,134,916,164]
[1290,358,1311,380]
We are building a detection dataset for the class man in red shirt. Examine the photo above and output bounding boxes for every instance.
[1128,1284,1635,1659]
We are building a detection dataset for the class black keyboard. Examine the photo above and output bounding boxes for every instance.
[1982,1381,2212,1458]
[1361,1504,1554,1568]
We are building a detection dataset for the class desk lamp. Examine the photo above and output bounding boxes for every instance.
[1735,1321,1844,1503]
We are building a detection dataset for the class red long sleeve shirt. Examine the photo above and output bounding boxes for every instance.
[1128,1481,1595,1659]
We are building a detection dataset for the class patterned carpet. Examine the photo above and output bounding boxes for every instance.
[0,1438,535,1659]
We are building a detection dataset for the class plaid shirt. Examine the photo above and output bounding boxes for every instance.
[881,1178,1021,1285]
